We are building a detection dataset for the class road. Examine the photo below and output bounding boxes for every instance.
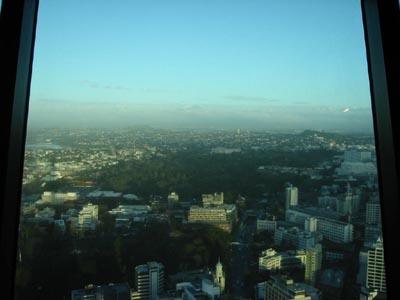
[229,214,256,299]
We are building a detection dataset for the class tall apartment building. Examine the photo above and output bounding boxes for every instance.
[264,276,320,300]
[132,262,164,300]
[78,203,98,230]
[366,239,386,293]
[202,192,224,207]
[285,185,298,210]
[366,198,382,225]
[305,244,322,286]
[365,196,383,245]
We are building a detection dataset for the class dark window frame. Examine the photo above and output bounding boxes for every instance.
[0,0,398,299]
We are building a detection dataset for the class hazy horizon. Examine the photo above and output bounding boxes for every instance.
[28,0,374,133]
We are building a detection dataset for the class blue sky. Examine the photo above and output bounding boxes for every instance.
[28,0,374,132]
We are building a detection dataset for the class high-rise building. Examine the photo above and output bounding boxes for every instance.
[366,198,381,225]
[304,217,318,233]
[366,239,386,293]
[336,184,361,216]
[213,258,225,292]
[132,262,164,300]
[305,244,322,286]
[285,185,298,210]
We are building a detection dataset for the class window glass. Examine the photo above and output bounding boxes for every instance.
[16,1,386,300]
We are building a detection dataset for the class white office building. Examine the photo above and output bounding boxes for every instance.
[316,217,353,243]
[286,185,298,210]
[78,203,98,230]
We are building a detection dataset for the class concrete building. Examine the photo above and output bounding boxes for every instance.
[335,161,377,176]
[274,227,319,250]
[255,282,266,300]
[78,203,98,230]
[202,193,224,208]
[168,192,180,208]
[201,279,221,299]
[285,209,352,243]
[304,217,318,233]
[133,262,165,300]
[365,225,383,245]
[259,248,307,272]
[71,283,131,300]
[28,207,55,224]
[259,246,321,286]
[286,185,298,210]
[336,185,361,216]
[366,239,386,293]
[257,218,277,232]
[358,248,369,287]
[318,196,337,209]
[359,286,379,300]
[188,204,236,232]
[36,191,79,205]
[287,207,344,223]
[173,276,220,300]
[366,198,381,225]
[264,276,320,300]
[305,244,322,286]
[344,150,372,162]
[109,205,151,219]
[316,217,353,243]
[87,190,122,198]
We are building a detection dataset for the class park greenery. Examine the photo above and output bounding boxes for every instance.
[95,148,337,200]
[15,220,231,300]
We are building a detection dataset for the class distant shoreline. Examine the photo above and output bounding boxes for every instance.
[25,143,63,150]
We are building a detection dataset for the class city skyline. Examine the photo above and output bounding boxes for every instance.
[28,0,374,132]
